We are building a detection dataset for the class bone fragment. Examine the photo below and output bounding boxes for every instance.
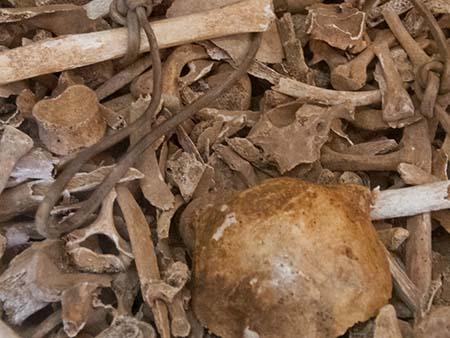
[116,185,171,338]
[371,181,450,220]
[385,249,421,314]
[0,320,21,338]
[373,304,403,338]
[0,126,33,194]
[83,0,112,19]
[274,77,381,106]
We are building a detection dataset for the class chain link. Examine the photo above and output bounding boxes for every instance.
[109,0,160,66]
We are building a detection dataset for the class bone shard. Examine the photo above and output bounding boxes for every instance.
[373,304,403,338]
[0,239,111,325]
[10,147,56,182]
[371,181,450,220]
[0,126,33,194]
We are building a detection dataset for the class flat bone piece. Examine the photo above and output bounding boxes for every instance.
[0,0,274,84]
[0,126,33,195]
[377,227,409,251]
[373,304,403,338]
[10,147,56,182]
[61,282,99,337]
[0,180,45,223]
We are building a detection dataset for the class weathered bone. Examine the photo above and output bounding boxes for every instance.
[248,103,354,173]
[322,119,430,172]
[383,8,431,67]
[167,152,206,201]
[0,240,111,325]
[0,126,33,194]
[373,41,415,126]
[184,63,252,111]
[83,0,112,19]
[0,320,21,338]
[162,45,208,111]
[310,39,347,72]
[65,190,133,273]
[32,85,106,155]
[111,269,140,316]
[371,180,450,220]
[61,282,100,337]
[373,305,403,338]
[0,234,5,260]
[0,181,45,223]
[95,316,156,338]
[128,97,175,211]
[384,249,421,314]
[213,144,258,187]
[377,227,410,251]
[278,12,314,83]
[157,195,185,240]
[116,185,171,338]
[274,77,381,106]
[330,31,396,91]
[414,306,450,338]
[180,64,215,99]
[9,147,56,185]
[0,0,274,84]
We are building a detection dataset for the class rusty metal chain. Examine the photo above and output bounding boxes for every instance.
[35,0,164,237]
[411,0,450,97]
[36,32,263,238]
[110,0,161,66]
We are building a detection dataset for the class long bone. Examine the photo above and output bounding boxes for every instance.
[0,0,274,84]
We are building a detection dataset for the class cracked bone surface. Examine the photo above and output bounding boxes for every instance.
[187,178,392,338]
[0,239,111,325]
[182,176,450,338]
